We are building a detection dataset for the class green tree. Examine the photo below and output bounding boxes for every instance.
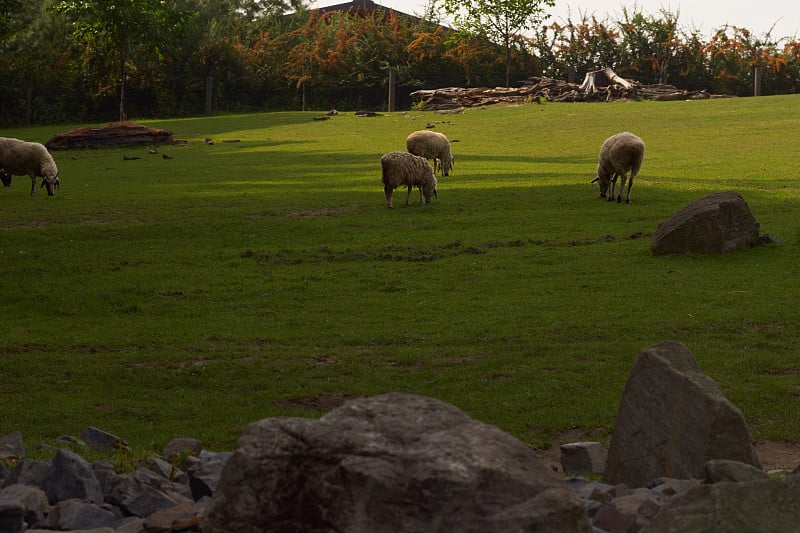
[51,0,192,121]
[439,0,554,86]
[2,1,76,124]
[0,0,28,40]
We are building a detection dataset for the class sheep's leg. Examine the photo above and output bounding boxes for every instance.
[624,175,634,204]
[385,185,394,208]
[405,185,413,205]
[418,186,424,204]
[616,173,627,203]
[607,174,618,202]
[29,175,37,196]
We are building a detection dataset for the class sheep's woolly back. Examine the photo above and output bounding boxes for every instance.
[405,130,454,175]
[0,137,58,179]
[597,132,644,178]
[381,151,437,191]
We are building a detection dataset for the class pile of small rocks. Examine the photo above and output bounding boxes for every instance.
[0,428,225,532]
[3,427,795,533]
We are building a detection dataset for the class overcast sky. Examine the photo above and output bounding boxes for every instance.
[309,0,800,39]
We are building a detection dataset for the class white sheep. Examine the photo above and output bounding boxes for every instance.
[0,137,60,196]
[380,151,438,208]
[591,132,644,204]
[405,130,454,177]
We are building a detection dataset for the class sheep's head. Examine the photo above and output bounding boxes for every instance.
[41,173,60,196]
[441,155,454,177]
[592,169,610,198]
[422,176,438,204]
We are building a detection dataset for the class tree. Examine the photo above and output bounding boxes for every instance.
[0,0,28,40]
[2,1,76,125]
[439,0,554,86]
[51,0,192,121]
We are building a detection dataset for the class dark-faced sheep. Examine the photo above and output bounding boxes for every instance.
[0,137,60,196]
[592,132,644,204]
[380,151,438,208]
[406,130,454,177]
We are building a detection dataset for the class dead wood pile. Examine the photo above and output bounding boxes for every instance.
[45,122,175,150]
[410,68,725,111]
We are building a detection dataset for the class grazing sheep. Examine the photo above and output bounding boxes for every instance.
[0,137,60,196]
[405,130,454,177]
[380,151,438,208]
[591,132,644,204]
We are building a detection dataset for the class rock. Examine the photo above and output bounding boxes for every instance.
[106,472,178,518]
[560,442,606,475]
[0,499,25,533]
[0,432,25,460]
[143,500,207,532]
[42,449,104,505]
[593,504,636,532]
[602,341,760,487]
[188,452,230,501]
[114,516,145,533]
[203,392,592,532]
[79,427,128,452]
[759,233,784,246]
[646,474,800,532]
[48,498,117,530]
[705,459,769,483]
[650,191,761,255]
[4,459,50,489]
[162,438,202,466]
[0,484,50,527]
[648,477,702,498]
[146,456,188,485]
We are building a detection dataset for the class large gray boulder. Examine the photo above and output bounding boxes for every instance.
[645,473,800,532]
[603,341,760,488]
[203,392,591,533]
[42,448,104,505]
[650,191,760,255]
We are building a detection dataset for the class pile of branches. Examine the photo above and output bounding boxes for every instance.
[410,69,725,110]
[46,122,175,150]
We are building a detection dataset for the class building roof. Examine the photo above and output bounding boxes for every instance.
[312,0,426,24]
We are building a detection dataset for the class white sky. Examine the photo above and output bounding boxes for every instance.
[310,0,800,39]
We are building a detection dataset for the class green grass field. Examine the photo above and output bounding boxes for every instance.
[1,96,799,457]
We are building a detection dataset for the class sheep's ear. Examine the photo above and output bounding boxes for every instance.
[591,177,599,183]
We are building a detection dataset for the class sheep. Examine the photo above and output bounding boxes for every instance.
[405,130,454,177]
[380,151,438,208]
[591,132,644,204]
[0,137,60,196]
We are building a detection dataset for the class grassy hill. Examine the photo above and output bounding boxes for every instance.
[1,96,798,456]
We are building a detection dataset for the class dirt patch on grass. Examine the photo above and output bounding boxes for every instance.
[755,440,800,472]
[247,206,358,219]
